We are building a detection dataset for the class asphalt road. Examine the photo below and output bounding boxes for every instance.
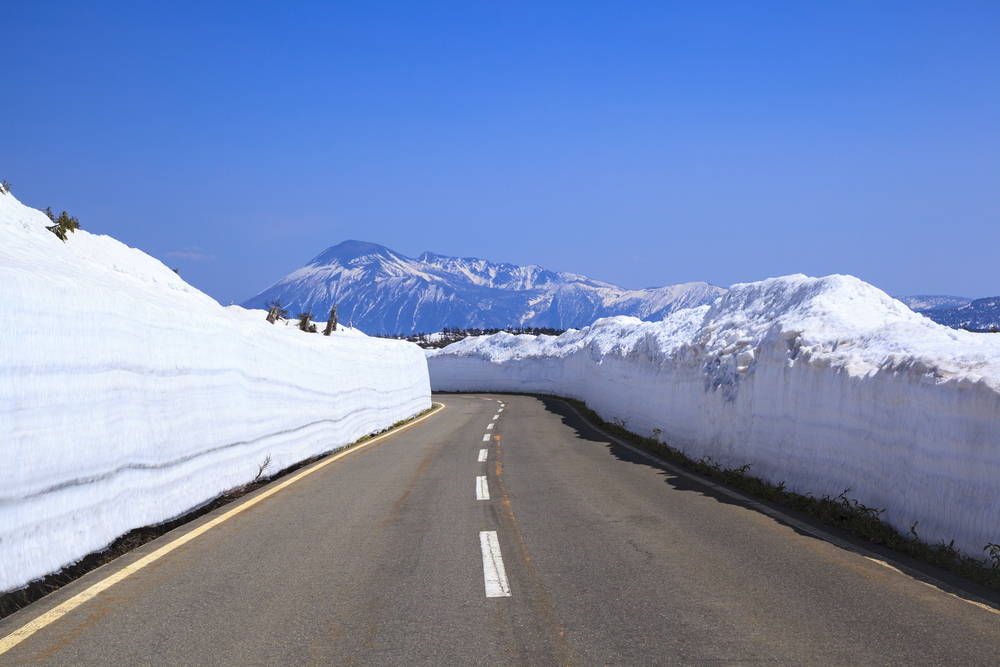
[2,393,1000,665]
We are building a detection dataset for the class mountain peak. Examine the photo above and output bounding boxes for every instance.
[245,241,726,334]
[309,240,398,266]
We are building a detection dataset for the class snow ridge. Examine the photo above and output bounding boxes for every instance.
[0,193,431,593]
[243,240,725,334]
[429,274,1000,555]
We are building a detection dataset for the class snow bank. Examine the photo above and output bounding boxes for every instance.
[429,275,1000,555]
[0,192,430,593]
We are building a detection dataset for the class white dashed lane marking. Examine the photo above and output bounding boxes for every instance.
[479,531,511,597]
[476,401,508,598]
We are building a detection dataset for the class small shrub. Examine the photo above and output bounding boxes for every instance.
[0,179,10,195]
[985,543,1000,569]
[935,539,959,562]
[254,454,272,482]
[45,210,80,242]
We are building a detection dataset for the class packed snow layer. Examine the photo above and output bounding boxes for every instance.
[0,192,430,593]
[429,275,1000,555]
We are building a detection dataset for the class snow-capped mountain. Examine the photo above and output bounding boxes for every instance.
[892,294,999,330]
[243,240,726,334]
[920,297,1000,331]
[895,295,972,312]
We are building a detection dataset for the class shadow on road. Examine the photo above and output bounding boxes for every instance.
[516,393,1000,611]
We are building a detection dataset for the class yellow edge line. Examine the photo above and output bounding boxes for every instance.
[0,402,445,656]
[863,557,1000,617]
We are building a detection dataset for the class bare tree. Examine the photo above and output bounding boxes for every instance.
[297,312,317,333]
[266,301,288,324]
[323,304,339,336]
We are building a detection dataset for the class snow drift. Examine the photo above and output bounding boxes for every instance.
[429,275,1000,555]
[0,192,430,593]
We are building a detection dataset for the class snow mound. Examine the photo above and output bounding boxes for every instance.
[0,192,431,593]
[429,274,1000,555]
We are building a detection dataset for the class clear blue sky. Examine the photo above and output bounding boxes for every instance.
[3,1,999,302]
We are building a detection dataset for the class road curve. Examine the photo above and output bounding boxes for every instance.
[1,393,999,665]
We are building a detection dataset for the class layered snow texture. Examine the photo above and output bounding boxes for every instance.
[429,275,1000,556]
[0,193,431,593]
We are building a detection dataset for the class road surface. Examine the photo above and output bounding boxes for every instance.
[2,393,999,665]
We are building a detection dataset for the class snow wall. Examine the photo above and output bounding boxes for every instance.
[0,192,431,593]
[428,275,1000,556]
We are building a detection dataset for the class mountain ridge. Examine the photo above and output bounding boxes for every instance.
[894,295,972,312]
[893,294,999,330]
[920,297,1000,331]
[243,241,726,334]
[244,241,1000,334]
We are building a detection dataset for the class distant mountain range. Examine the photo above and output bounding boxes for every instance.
[918,297,1000,331]
[241,241,999,334]
[242,241,726,334]
[895,295,999,331]
[894,295,972,312]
